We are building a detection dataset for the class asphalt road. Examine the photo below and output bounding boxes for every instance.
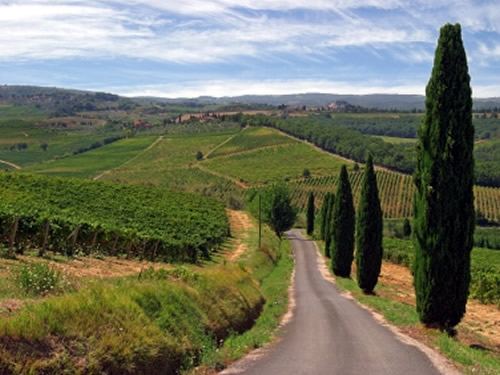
[223,229,442,375]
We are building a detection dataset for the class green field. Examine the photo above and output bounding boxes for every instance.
[0,104,46,121]
[204,142,350,184]
[208,126,298,158]
[122,132,236,170]
[23,136,157,179]
[373,135,418,144]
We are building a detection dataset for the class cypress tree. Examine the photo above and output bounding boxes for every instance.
[306,192,315,236]
[331,165,355,277]
[323,192,335,257]
[356,155,383,293]
[413,23,475,330]
[319,193,330,240]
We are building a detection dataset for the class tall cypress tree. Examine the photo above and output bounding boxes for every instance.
[323,192,335,257]
[413,23,475,330]
[356,155,383,293]
[331,165,355,277]
[319,193,331,240]
[306,192,315,236]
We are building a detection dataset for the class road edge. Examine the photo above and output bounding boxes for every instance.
[310,237,462,375]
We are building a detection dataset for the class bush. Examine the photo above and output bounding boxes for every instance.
[469,268,500,306]
[13,262,63,296]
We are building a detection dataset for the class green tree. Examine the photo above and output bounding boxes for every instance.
[331,165,355,277]
[356,155,383,293]
[306,192,315,236]
[413,23,475,331]
[319,193,331,241]
[324,193,335,258]
[247,183,297,239]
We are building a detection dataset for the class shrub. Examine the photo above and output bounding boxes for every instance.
[13,262,62,296]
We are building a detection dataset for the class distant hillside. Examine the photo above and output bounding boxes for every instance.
[1,85,500,111]
[134,93,500,111]
[0,85,136,115]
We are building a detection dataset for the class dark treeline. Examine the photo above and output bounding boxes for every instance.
[318,113,498,140]
[222,112,500,187]
[73,136,123,155]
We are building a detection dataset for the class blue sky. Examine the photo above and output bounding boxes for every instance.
[0,0,499,98]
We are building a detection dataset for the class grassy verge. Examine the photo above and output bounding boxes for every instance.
[0,264,264,374]
[192,214,294,372]
[315,239,500,375]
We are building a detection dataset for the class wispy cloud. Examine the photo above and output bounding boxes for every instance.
[0,1,499,96]
[0,0,441,63]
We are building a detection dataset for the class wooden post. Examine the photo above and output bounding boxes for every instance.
[71,225,80,254]
[126,241,133,259]
[151,239,159,262]
[39,219,50,257]
[89,230,98,255]
[112,233,120,255]
[8,216,19,257]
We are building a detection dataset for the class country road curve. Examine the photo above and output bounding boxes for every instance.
[222,229,454,375]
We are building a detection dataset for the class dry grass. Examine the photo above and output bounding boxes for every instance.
[378,262,500,351]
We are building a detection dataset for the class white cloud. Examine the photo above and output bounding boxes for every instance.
[112,78,426,98]
[478,42,500,59]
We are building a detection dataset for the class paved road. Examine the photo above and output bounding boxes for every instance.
[223,229,442,375]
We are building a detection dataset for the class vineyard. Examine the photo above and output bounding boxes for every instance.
[105,166,244,202]
[207,126,298,158]
[204,142,349,184]
[290,170,500,223]
[0,173,229,262]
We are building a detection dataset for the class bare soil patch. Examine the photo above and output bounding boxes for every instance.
[379,262,500,350]
[0,255,171,280]
[225,210,252,261]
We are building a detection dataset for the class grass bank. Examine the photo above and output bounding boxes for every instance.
[0,213,294,375]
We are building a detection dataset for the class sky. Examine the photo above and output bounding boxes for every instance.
[0,0,499,98]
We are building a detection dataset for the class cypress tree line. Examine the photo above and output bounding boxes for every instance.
[331,165,355,277]
[323,192,335,257]
[356,155,383,293]
[413,23,475,330]
[306,192,315,236]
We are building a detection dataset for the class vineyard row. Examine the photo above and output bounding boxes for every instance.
[290,170,500,223]
[0,173,230,262]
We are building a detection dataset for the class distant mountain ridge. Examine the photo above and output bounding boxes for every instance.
[1,85,500,111]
